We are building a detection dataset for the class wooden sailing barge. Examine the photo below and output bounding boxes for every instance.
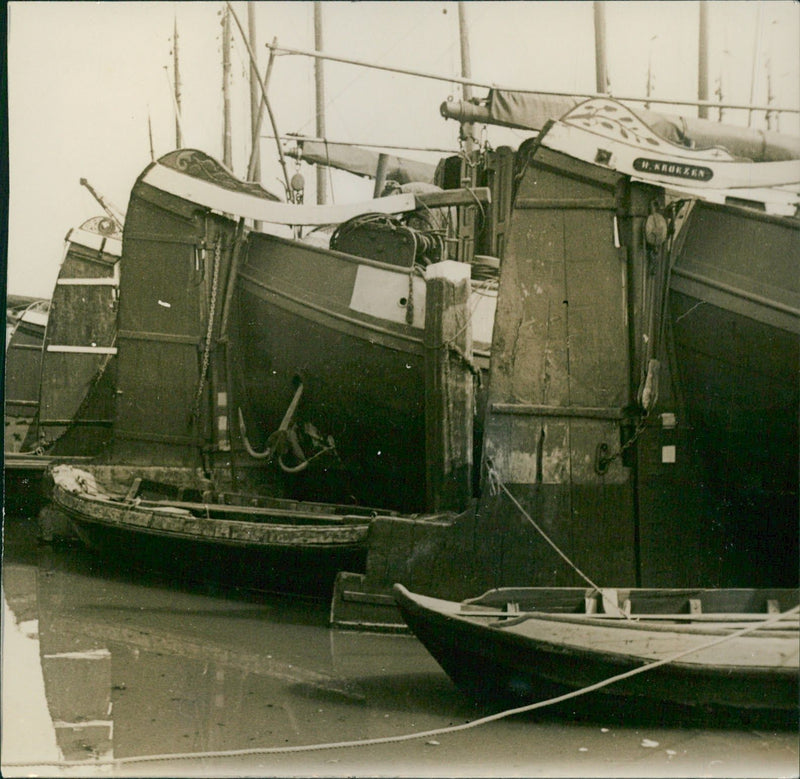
[5,216,121,475]
[116,148,500,513]
[332,95,799,628]
[47,93,798,603]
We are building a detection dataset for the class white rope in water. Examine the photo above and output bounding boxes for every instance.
[5,604,796,769]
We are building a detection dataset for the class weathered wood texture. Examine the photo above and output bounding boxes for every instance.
[107,184,236,468]
[667,201,799,587]
[424,261,474,512]
[32,243,118,455]
[479,144,637,586]
[4,312,46,452]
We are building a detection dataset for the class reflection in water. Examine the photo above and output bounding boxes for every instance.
[3,513,798,778]
[2,514,472,770]
[1,594,61,766]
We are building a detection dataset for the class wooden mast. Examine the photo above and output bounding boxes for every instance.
[458,1,474,156]
[173,16,183,147]
[314,2,327,205]
[456,1,476,263]
[222,5,233,168]
[593,1,609,93]
[748,2,765,127]
[698,1,710,119]
[247,2,261,183]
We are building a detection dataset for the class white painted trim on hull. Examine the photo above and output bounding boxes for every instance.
[142,163,418,225]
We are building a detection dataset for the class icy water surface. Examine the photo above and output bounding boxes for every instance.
[2,509,798,778]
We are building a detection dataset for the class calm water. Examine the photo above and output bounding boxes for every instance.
[2,505,797,779]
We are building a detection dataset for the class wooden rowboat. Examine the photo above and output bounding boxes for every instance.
[394,583,799,723]
[49,463,401,597]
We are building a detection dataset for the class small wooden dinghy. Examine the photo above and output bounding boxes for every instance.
[49,463,399,596]
[394,584,799,722]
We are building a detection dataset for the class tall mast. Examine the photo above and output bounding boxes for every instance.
[593,1,609,93]
[748,2,765,127]
[645,36,656,110]
[314,2,327,204]
[247,2,261,183]
[457,2,474,157]
[222,5,233,168]
[766,56,776,131]
[173,16,183,147]
[697,1,710,118]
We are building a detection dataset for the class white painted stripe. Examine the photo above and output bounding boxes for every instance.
[66,227,122,256]
[142,163,417,225]
[46,345,118,354]
[56,277,119,286]
[543,121,800,190]
[53,720,113,729]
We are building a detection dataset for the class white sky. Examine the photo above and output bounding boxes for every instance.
[6,1,800,298]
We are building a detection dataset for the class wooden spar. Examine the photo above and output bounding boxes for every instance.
[225,1,292,200]
[593,1,609,93]
[271,134,456,155]
[264,41,800,115]
[314,2,327,205]
[147,110,155,161]
[698,2,709,119]
[78,178,124,231]
[247,37,277,182]
[247,2,261,184]
[173,16,183,147]
[424,261,473,513]
[222,5,233,168]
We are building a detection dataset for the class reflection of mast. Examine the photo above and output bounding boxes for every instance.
[698,1,709,118]
[173,16,183,147]
[314,2,327,204]
[593,1,609,93]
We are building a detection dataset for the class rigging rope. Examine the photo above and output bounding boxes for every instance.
[485,459,604,594]
[192,236,222,429]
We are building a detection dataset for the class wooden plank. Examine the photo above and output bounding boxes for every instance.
[490,403,626,420]
[414,186,491,209]
[515,197,615,210]
[424,261,473,512]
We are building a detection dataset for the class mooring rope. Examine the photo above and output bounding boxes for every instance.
[4,604,796,770]
[485,459,605,594]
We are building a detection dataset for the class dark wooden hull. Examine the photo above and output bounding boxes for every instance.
[668,201,800,585]
[394,584,799,724]
[50,465,385,598]
[232,232,493,513]
[4,301,48,453]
